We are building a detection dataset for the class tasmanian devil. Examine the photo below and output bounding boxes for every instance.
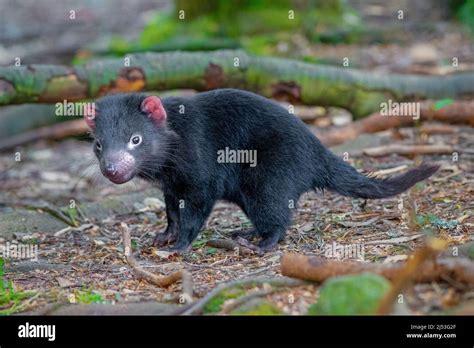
[85,88,439,253]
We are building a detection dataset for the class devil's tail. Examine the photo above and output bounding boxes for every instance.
[324,153,439,199]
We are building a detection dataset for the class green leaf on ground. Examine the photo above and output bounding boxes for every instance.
[432,99,454,110]
[0,258,36,315]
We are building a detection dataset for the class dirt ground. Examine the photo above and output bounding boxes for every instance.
[0,122,472,315]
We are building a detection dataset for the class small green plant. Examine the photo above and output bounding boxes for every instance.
[231,301,282,315]
[433,99,454,110]
[0,258,36,315]
[417,214,459,230]
[205,247,218,256]
[74,287,104,304]
[203,287,246,313]
[458,0,474,32]
[140,12,180,47]
[67,206,79,226]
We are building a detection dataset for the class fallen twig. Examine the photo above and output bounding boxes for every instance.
[336,216,379,228]
[234,236,265,255]
[368,165,408,178]
[419,124,457,135]
[364,233,424,245]
[363,144,453,157]
[54,223,94,237]
[119,223,193,294]
[318,100,474,147]
[0,119,88,151]
[207,238,262,256]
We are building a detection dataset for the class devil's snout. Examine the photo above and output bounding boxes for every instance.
[101,151,136,184]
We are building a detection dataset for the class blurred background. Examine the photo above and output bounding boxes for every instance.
[0,0,473,69]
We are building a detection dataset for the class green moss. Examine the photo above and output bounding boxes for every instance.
[140,12,178,47]
[232,301,282,315]
[458,0,474,32]
[308,273,391,315]
[203,287,246,314]
[74,287,104,304]
[241,35,279,56]
[417,214,459,230]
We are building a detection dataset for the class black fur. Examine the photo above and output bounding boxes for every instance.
[92,89,439,252]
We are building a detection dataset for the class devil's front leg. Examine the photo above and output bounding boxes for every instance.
[161,195,214,254]
[152,193,180,246]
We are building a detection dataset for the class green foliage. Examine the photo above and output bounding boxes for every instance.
[74,287,104,304]
[235,8,302,35]
[417,214,459,230]
[0,258,36,315]
[192,239,208,249]
[205,247,218,256]
[67,206,79,226]
[433,99,454,110]
[231,301,282,315]
[140,12,179,47]
[241,35,280,56]
[308,273,391,315]
[109,37,132,53]
[133,0,362,57]
[458,0,474,32]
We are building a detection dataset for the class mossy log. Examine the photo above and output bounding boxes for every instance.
[1,50,474,118]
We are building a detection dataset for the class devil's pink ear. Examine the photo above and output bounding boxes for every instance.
[141,96,167,125]
[84,103,96,129]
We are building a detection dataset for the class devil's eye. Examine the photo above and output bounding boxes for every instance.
[130,135,142,146]
[95,140,102,150]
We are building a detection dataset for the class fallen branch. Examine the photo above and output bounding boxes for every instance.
[368,164,408,177]
[119,223,192,294]
[207,237,262,256]
[280,253,474,287]
[419,124,457,135]
[0,119,88,151]
[364,233,424,245]
[221,288,276,314]
[182,277,306,315]
[318,100,474,147]
[362,144,453,157]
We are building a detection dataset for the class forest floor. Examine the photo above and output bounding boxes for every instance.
[1,123,473,315]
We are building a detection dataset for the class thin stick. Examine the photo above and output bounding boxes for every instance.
[318,100,474,147]
[119,223,192,291]
[0,119,88,151]
[207,238,257,256]
[363,144,453,157]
